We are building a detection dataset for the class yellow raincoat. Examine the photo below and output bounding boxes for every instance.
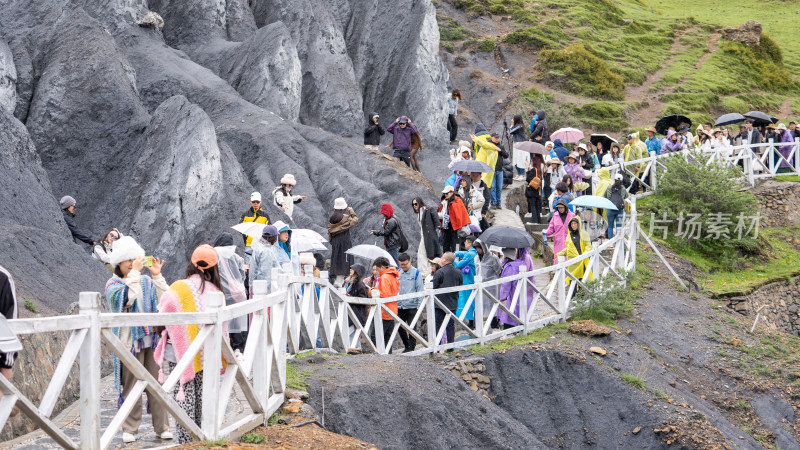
[472,134,499,188]
[557,217,593,282]
[623,133,647,171]
[594,167,613,220]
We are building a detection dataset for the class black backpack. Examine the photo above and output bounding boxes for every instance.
[397,220,409,253]
[609,186,625,211]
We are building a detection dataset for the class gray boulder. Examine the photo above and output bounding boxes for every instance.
[0,39,16,114]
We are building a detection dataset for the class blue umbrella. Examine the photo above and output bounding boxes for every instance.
[569,195,618,211]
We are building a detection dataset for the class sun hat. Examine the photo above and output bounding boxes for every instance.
[646,126,657,134]
[777,123,787,131]
[59,195,76,210]
[191,244,218,272]
[250,192,262,202]
[333,197,347,210]
[577,143,588,152]
[548,157,563,165]
[299,252,316,267]
[442,185,455,194]
[428,257,442,266]
[766,123,776,130]
[567,152,579,160]
[545,141,554,148]
[280,174,296,186]
[110,236,146,267]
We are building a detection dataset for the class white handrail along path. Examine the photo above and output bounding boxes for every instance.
[1,139,791,448]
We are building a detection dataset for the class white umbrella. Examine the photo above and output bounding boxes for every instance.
[346,244,397,266]
[231,222,267,239]
[292,228,328,253]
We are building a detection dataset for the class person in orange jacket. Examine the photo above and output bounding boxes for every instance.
[371,257,399,353]
[438,185,471,253]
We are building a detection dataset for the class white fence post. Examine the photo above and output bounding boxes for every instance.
[425,282,436,353]
[319,270,330,348]
[651,154,657,191]
[557,266,567,320]
[519,272,529,335]
[372,290,385,354]
[201,292,225,439]
[252,280,269,409]
[79,292,101,450]
[473,276,485,346]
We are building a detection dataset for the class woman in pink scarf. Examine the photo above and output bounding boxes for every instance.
[154,244,225,444]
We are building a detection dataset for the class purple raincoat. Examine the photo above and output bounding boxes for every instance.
[779,129,795,169]
[563,162,585,186]
[497,248,536,326]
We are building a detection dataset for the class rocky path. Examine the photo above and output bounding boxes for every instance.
[3,375,251,449]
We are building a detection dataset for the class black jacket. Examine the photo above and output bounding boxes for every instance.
[530,110,549,142]
[364,114,385,146]
[374,216,401,250]
[494,142,509,171]
[62,209,94,245]
[509,124,527,143]
[0,266,17,367]
[419,207,442,258]
[432,263,463,311]
[578,152,594,175]
[525,166,542,198]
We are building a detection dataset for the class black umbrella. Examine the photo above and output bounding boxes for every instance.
[714,113,745,127]
[655,114,692,135]
[589,134,618,151]
[478,226,534,248]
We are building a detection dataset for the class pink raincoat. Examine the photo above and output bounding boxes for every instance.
[546,208,576,257]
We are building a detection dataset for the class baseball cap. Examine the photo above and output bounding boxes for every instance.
[250,192,262,202]
[614,173,623,181]
[191,244,218,272]
[442,185,454,194]
[262,225,278,238]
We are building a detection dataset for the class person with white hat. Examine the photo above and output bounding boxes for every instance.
[239,191,270,266]
[104,236,173,443]
[272,173,306,221]
[543,156,565,212]
[328,198,359,287]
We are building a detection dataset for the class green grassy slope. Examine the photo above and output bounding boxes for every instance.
[439,0,800,131]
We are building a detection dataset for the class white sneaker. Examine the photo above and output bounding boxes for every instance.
[159,431,174,440]
[234,349,245,363]
[122,432,136,443]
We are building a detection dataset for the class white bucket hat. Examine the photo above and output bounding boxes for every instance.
[110,236,145,267]
[280,174,297,186]
[334,197,347,209]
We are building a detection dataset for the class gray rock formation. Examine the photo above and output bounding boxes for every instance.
[0,0,448,294]
[722,20,761,47]
[0,39,16,114]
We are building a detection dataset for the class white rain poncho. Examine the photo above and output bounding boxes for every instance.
[214,245,248,333]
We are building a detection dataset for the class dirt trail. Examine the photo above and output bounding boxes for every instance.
[695,32,721,70]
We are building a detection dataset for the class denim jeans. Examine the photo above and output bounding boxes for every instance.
[387,247,400,265]
[490,170,503,205]
[607,210,621,238]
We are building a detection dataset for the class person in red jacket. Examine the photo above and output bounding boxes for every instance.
[370,257,399,353]
[438,185,470,253]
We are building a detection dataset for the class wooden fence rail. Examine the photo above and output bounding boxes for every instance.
[2,140,789,447]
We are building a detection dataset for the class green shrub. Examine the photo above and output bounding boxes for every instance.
[504,26,566,50]
[24,298,37,313]
[572,102,629,130]
[478,37,495,52]
[621,374,646,389]
[572,270,640,325]
[438,15,472,41]
[758,33,783,65]
[641,151,759,266]
[538,44,625,100]
[241,432,265,444]
[442,42,455,53]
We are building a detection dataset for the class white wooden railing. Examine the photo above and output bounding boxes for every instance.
[0,275,291,449]
[615,138,800,193]
[3,138,794,447]
[284,208,639,356]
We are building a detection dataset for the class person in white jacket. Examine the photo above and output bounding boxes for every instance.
[92,228,122,271]
[272,173,306,221]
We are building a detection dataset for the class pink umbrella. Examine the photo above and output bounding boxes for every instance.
[550,127,585,143]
